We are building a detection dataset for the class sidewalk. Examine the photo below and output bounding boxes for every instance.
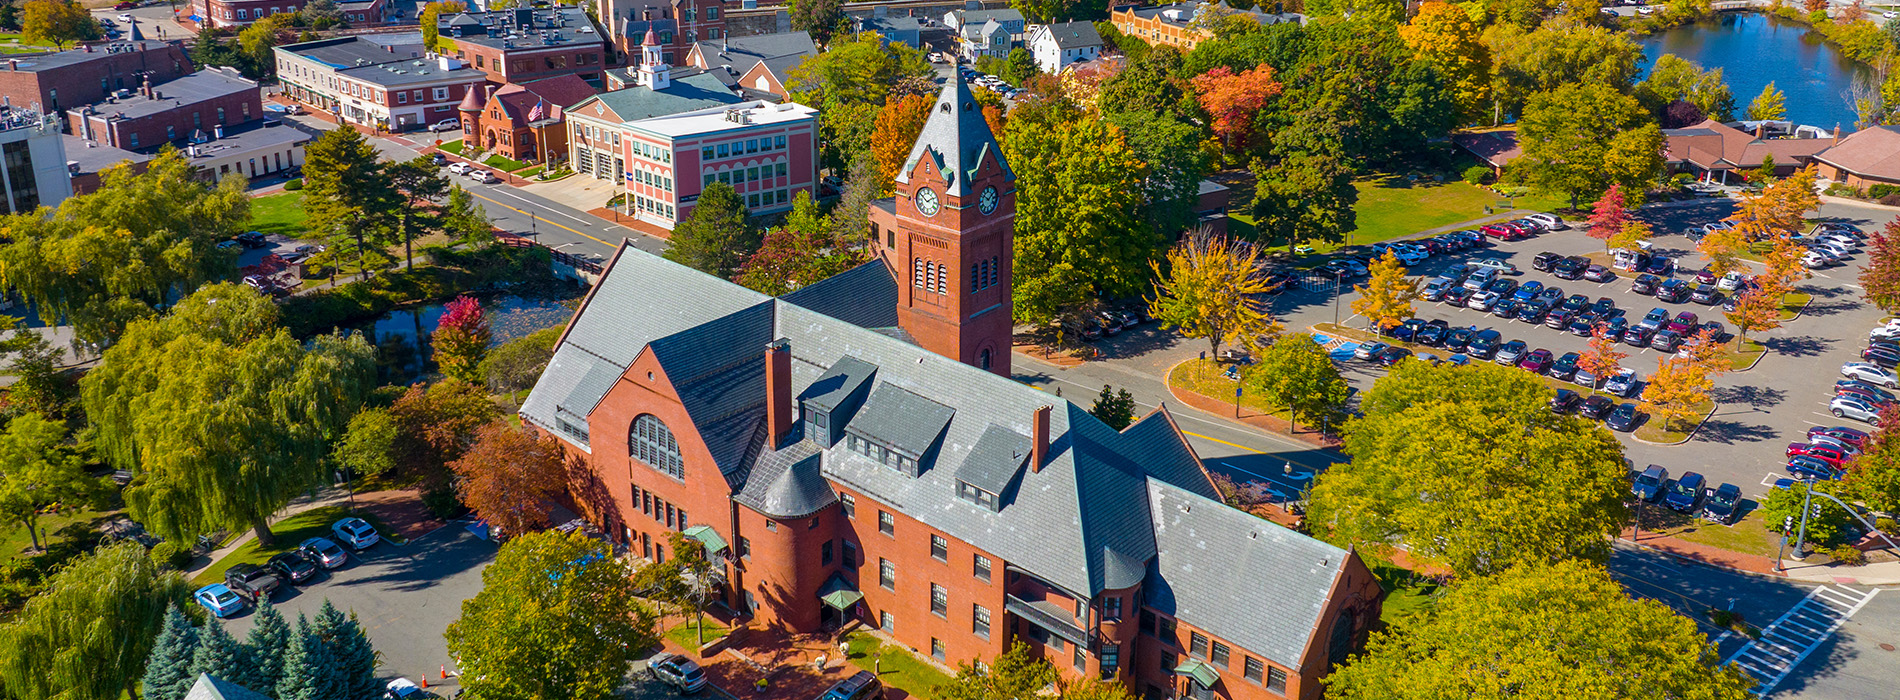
[1618,529,1900,585]
[183,487,354,578]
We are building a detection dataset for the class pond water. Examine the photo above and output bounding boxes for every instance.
[1637,12,1869,130]
[350,294,577,383]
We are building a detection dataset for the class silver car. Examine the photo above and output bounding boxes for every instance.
[1830,396,1884,425]
[1842,362,1897,388]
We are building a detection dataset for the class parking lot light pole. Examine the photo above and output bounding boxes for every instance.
[1793,475,1818,559]
[1332,270,1344,326]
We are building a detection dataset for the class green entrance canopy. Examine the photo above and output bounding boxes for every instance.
[820,589,864,610]
[681,525,728,556]
[1173,660,1220,689]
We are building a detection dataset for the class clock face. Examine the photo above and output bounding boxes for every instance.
[915,187,940,216]
[978,186,998,215]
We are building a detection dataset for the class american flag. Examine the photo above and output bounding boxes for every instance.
[527,99,546,122]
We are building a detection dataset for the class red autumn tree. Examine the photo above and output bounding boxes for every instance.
[1861,218,1900,313]
[1586,183,1630,249]
[1190,65,1282,152]
[1577,327,1628,388]
[449,422,568,537]
[432,295,491,383]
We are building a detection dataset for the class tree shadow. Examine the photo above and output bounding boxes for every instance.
[1799,299,1861,318]
[1761,335,1829,357]
[332,525,495,594]
[1091,325,1185,360]
[1710,385,1787,409]
[1694,417,1782,444]
[1799,284,1855,299]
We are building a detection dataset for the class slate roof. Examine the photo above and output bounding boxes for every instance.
[1037,21,1102,50]
[183,674,272,700]
[797,355,877,413]
[571,73,740,123]
[1816,126,1900,181]
[734,432,837,518]
[780,259,901,330]
[955,424,1031,494]
[847,382,956,460]
[1146,479,1349,671]
[895,72,1013,197]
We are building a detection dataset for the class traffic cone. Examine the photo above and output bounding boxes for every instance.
[420,676,429,689]
[441,665,449,680]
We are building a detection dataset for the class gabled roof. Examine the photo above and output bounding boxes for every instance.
[183,674,272,700]
[491,74,597,125]
[1664,118,1832,171]
[895,73,1013,197]
[1816,126,1900,181]
[780,259,901,330]
[1036,21,1102,50]
[568,73,740,123]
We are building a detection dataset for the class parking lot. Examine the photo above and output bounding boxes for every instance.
[1266,197,1897,504]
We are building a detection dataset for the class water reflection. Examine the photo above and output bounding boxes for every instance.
[1637,12,1869,130]
[350,294,577,384]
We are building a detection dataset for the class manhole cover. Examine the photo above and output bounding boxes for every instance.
[1882,643,1895,652]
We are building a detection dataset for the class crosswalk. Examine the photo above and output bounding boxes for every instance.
[1723,585,1880,695]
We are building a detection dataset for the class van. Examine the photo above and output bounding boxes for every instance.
[819,672,885,700]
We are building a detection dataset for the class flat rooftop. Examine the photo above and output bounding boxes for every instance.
[442,7,605,52]
[76,68,255,121]
[61,133,151,174]
[178,120,309,158]
[279,35,429,69]
[0,41,174,72]
[628,99,817,138]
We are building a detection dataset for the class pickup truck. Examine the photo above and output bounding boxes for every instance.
[224,563,282,603]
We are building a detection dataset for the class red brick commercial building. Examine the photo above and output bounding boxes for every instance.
[438,7,610,85]
[194,0,387,28]
[66,67,261,152]
[599,0,729,67]
[521,75,1382,700]
[457,74,595,164]
[275,35,486,132]
[0,41,192,117]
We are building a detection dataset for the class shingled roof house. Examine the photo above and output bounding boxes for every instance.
[521,74,1381,700]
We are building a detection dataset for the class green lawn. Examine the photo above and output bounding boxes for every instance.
[190,505,403,586]
[482,153,530,172]
[250,191,308,237]
[515,165,545,179]
[662,616,730,650]
[1343,177,1569,252]
[437,140,466,156]
[843,631,956,699]
[1781,291,1813,320]
[0,507,113,561]
[1371,561,1442,626]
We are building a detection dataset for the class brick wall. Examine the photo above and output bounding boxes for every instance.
[71,86,262,151]
[0,43,193,115]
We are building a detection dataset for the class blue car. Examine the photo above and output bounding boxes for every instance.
[195,584,246,618]
[1512,280,1544,302]
[1663,471,1705,513]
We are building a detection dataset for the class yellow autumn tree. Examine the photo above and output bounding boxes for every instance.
[1351,251,1419,332]
[1642,355,1714,432]
[1148,236,1281,361]
[1607,219,1652,252]
[868,94,933,195]
[1399,1,1491,124]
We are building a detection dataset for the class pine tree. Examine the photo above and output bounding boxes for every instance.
[311,600,355,700]
[243,600,292,694]
[276,614,337,700]
[332,612,381,700]
[187,619,247,686]
[1088,385,1137,430]
[140,605,201,700]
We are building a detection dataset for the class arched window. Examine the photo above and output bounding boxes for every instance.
[979,348,993,370]
[630,414,684,480]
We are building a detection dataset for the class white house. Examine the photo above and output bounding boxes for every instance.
[1029,21,1101,75]
[946,8,1025,61]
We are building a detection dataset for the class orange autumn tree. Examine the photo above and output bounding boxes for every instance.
[1642,355,1714,432]
[1577,327,1628,388]
[449,422,569,537]
[1190,65,1282,152]
[1726,283,1782,345]
[869,93,934,194]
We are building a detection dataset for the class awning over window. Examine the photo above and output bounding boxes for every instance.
[1173,660,1220,689]
[818,574,863,610]
[681,525,728,556]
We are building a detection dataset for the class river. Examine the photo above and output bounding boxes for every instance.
[1637,12,1869,130]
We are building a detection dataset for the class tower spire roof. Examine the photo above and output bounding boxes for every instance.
[895,73,1013,198]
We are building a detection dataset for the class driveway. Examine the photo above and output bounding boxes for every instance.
[224,523,495,688]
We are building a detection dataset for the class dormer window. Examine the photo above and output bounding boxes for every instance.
[957,481,1000,511]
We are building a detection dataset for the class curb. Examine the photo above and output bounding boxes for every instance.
[1818,193,1900,212]
[1159,358,1343,455]
[1611,538,1788,583]
[1629,401,1720,446]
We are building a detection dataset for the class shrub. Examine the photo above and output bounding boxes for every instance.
[1825,183,1861,198]
[1461,165,1491,185]
[1867,184,1900,199]
[1830,544,1866,566]
[284,178,304,191]
[1881,194,1900,207]
[1877,516,1899,537]
[422,485,468,520]
[149,540,194,570]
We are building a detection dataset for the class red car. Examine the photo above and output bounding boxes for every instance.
[114,1,137,7]
[1518,348,1554,373]
[1786,442,1848,466]
[1809,426,1871,446]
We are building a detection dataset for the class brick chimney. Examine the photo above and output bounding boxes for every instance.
[1031,405,1051,473]
[767,340,792,447]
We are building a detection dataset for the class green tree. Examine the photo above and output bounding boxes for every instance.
[1248,333,1350,433]
[1148,235,1279,361]
[939,640,1057,700]
[441,185,494,245]
[388,378,500,483]
[1099,46,1194,121]
[1399,0,1493,124]
[187,619,247,685]
[333,407,399,481]
[787,0,845,45]
[1748,81,1788,121]
[276,614,337,700]
[242,601,293,694]
[6,332,75,416]
[419,1,467,53]
[0,412,96,551]
[388,155,450,269]
[999,47,1038,84]
[0,149,250,345]
[1309,361,1629,578]
[20,0,97,49]
[1325,560,1754,699]
[1006,118,1158,326]
[140,605,202,700]
[1514,82,1663,210]
[1842,408,1900,514]
[1088,385,1137,430]
[1277,19,1454,164]
[1250,146,1357,251]
[1636,53,1735,121]
[0,543,192,700]
[311,600,377,700]
[235,15,292,79]
[300,0,340,27]
[80,284,378,545]
[738,190,867,295]
[447,530,659,700]
[1009,0,1064,23]
[1485,18,1643,120]
[630,531,722,646]
[302,127,399,281]
[0,4,19,32]
[1105,112,1212,240]
[788,33,931,169]
[480,326,562,397]
[1760,481,1854,547]
[665,182,758,279]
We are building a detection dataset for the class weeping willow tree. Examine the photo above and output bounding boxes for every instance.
[0,542,192,700]
[80,283,377,545]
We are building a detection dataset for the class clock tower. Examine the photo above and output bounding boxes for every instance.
[870,73,1016,376]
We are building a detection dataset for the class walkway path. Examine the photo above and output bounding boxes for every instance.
[182,487,355,578]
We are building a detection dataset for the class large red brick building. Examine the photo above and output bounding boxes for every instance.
[521,76,1381,700]
[0,41,192,116]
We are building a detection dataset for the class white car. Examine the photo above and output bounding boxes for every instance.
[298,537,350,569]
[1802,251,1831,269]
[331,517,381,550]
[428,119,461,132]
[1603,368,1639,398]
[446,161,471,175]
[1813,242,1851,259]
[1831,396,1884,425]
[1842,362,1897,388]
[1394,248,1428,265]
[118,13,133,22]
[1817,233,1859,250]
[1524,213,1567,230]
[1466,259,1519,275]
[1467,291,1499,310]
[1809,434,1862,455]
[470,170,501,184]
[1717,272,1747,291]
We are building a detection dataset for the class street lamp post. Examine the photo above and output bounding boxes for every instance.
[1792,474,1818,559]
[1332,270,1345,326]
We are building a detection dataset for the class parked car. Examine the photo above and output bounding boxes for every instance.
[447,162,471,175]
[299,537,350,569]
[1787,442,1850,466]
[1632,465,1668,501]
[1642,256,1676,276]
[1630,274,1660,295]
[1701,482,1742,524]
[1689,284,1721,305]
[1649,329,1681,352]
[1580,394,1615,419]
[1787,455,1841,481]
[1416,321,1450,346]
[1637,307,1669,330]
[1525,212,1567,230]
[1656,279,1690,303]
[1518,348,1554,373]
[1492,298,1522,319]
[1353,341,1388,361]
[1516,300,1550,323]
[1466,259,1519,276]
[1549,352,1582,381]
[1375,346,1412,367]
[1808,425,1871,447]
[1862,345,1900,368]
[1583,265,1615,282]
[1666,312,1700,334]
[1717,271,1747,291]
[645,653,710,693]
[223,564,281,603]
[1604,368,1639,397]
[268,551,319,584]
[429,152,449,166]
[235,230,268,247]
[1606,403,1641,431]
[1622,325,1656,348]
[1421,278,1454,302]
[819,671,885,700]
[1550,389,1582,413]
[1446,326,1479,353]
[1842,362,1898,388]
[195,584,246,618]
[1664,471,1706,513]
[429,119,461,132]
[332,517,381,550]
[1531,252,1562,272]
[1468,329,1503,358]
[471,169,501,184]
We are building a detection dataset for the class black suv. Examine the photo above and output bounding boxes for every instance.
[224,563,282,603]
[1630,273,1660,295]
[1531,252,1562,271]
[1552,256,1590,279]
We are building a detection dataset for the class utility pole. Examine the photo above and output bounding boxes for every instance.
[1332,270,1344,326]
[1792,475,1817,559]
